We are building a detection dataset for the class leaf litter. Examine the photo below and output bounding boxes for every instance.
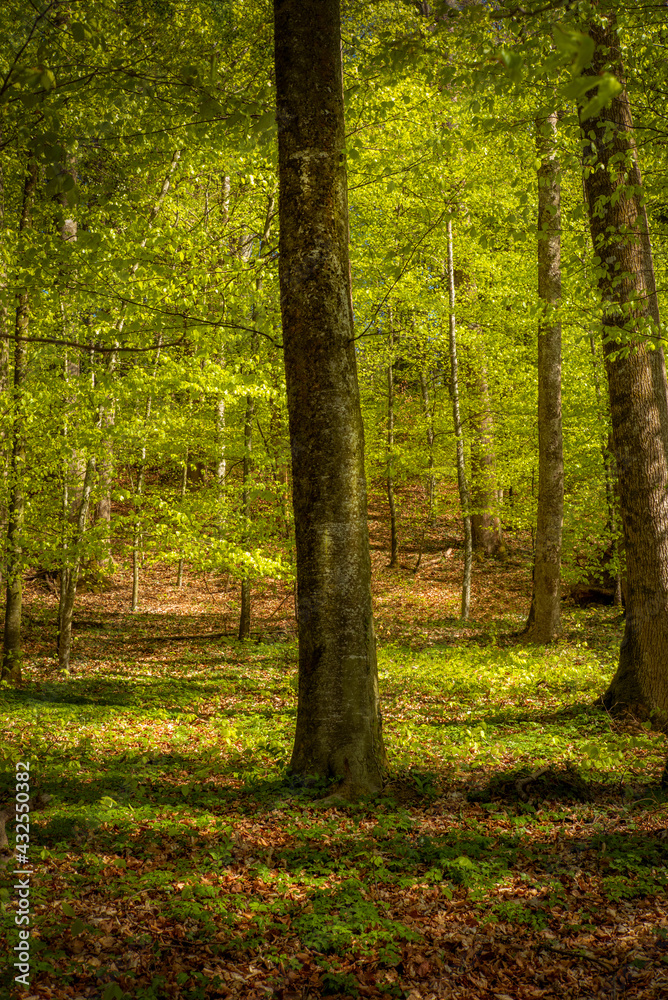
[1,485,667,999]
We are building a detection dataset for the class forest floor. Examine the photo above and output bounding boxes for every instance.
[1,484,668,1000]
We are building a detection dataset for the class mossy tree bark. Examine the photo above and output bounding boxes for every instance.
[274,0,386,796]
[525,110,563,643]
[581,13,668,718]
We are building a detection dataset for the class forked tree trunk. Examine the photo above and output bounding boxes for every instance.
[581,14,668,718]
[446,221,472,620]
[274,0,385,796]
[2,161,37,684]
[525,110,564,643]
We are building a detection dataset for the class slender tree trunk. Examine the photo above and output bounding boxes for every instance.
[274,0,385,796]
[467,352,501,556]
[131,338,162,612]
[525,110,564,643]
[58,458,95,670]
[2,161,36,683]
[176,451,188,588]
[446,221,472,620]
[97,151,181,563]
[237,193,274,639]
[418,369,436,525]
[580,14,668,718]
[0,162,10,585]
[238,381,254,639]
[386,312,398,568]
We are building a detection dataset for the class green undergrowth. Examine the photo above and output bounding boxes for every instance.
[1,605,667,999]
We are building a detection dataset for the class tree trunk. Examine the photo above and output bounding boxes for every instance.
[274,0,385,796]
[237,194,273,640]
[525,110,564,643]
[467,353,501,556]
[176,450,188,588]
[131,337,162,612]
[2,160,36,684]
[386,312,398,568]
[238,384,254,639]
[580,15,668,718]
[446,221,472,620]
[97,151,181,565]
[418,369,436,526]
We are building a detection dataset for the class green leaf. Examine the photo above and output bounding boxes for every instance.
[580,75,623,122]
[62,902,76,918]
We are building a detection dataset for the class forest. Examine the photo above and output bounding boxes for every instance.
[1,1,668,998]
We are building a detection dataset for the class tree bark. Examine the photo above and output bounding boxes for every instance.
[238,193,273,640]
[97,151,181,563]
[176,450,188,588]
[131,337,162,612]
[386,311,398,568]
[525,110,563,643]
[467,352,501,556]
[238,380,254,640]
[2,160,36,684]
[418,369,436,526]
[274,0,385,796]
[446,220,473,620]
[580,14,668,718]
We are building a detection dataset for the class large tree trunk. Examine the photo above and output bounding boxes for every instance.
[274,0,385,796]
[2,160,37,684]
[446,221,473,620]
[525,110,564,643]
[581,15,668,718]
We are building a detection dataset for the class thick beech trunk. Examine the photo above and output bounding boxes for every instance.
[446,221,472,620]
[581,16,668,718]
[525,110,564,643]
[274,0,385,796]
[2,161,36,683]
